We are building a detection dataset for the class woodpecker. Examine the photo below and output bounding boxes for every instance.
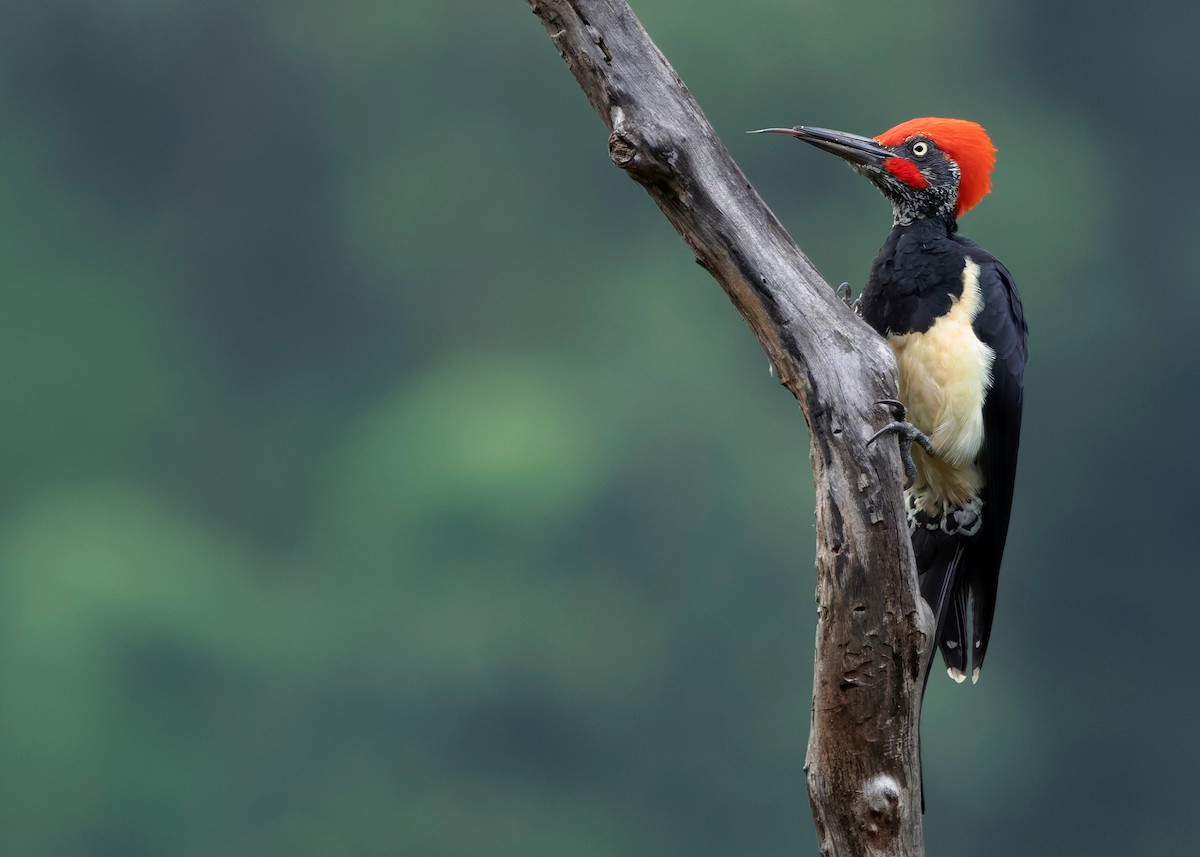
[755,118,1027,684]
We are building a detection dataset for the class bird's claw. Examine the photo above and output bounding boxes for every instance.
[835,282,863,315]
[876,399,906,421]
[868,401,934,489]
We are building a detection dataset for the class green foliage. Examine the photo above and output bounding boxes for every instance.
[0,1,1191,854]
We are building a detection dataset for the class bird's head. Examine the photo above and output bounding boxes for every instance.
[754,117,996,227]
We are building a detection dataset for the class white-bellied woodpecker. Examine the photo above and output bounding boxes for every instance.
[755,118,1028,685]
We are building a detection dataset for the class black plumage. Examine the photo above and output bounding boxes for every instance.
[861,224,1027,680]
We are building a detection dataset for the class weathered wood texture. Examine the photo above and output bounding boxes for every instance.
[526,2,935,855]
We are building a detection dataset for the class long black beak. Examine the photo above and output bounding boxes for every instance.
[749,126,893,168]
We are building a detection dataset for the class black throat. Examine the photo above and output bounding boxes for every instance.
[858,216,971,337]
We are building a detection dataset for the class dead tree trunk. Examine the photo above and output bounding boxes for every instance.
[525,2,935,854]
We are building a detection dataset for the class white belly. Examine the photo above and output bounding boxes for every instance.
[886,258,995,513]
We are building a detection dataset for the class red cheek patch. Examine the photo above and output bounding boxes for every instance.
[884,157,928,189]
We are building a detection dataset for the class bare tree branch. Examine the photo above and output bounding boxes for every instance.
[526,1,935,854]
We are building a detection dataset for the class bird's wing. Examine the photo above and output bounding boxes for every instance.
[969,257,1027,677]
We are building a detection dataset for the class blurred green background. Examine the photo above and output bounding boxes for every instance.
[0,0,1193,854]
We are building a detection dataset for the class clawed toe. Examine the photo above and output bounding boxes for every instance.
[875,399,906,421]
[835,283,863,315]
[867,404,934,489]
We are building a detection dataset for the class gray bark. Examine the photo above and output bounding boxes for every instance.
[525,2,935,854]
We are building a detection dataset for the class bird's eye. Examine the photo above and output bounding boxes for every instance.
[911,140,930,157]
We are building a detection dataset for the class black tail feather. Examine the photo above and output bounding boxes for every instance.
[941,585,970,682]
[915,538,966,667]
[969,564,1000,680]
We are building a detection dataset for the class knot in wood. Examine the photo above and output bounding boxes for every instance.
[607,125,676,186]
[860,773,903,842]
[608,130,639,167]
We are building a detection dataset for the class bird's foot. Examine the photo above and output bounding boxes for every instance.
[835,282,863,315]
[868,400,935,489]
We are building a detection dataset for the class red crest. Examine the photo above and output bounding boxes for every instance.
[875,118,997,217]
